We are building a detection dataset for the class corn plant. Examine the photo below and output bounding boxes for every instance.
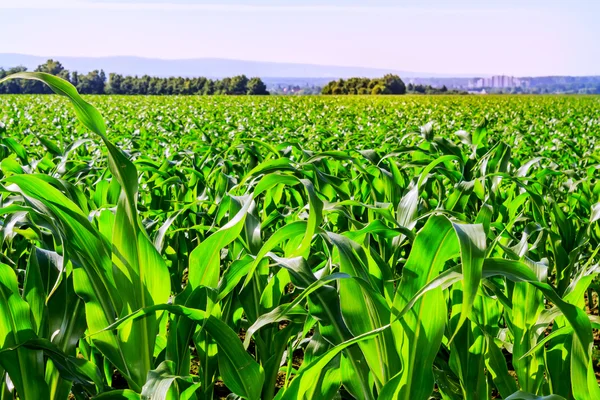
[0,73,598,400]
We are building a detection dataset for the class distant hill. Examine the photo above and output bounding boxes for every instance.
[0,53,469,79]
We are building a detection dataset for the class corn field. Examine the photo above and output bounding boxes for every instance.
[0,73,599,400]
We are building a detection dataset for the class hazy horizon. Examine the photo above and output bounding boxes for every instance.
[1,0,598,76]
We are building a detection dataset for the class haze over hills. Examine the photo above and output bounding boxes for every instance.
[0,53,479,79]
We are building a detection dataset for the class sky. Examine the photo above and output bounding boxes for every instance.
[0,0,598,76]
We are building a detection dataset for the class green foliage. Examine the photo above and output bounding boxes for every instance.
[322,74,406,95]
[0,73,599,400]
[104,73,269,95]
[247,77,269,95]
[408,82,467,94]
[0,60,269,96]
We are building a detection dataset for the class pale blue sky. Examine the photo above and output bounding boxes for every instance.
[0,0,598,76]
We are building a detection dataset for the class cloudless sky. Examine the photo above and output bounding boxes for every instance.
[1,0,598,76]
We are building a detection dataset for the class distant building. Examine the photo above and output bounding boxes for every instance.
[468,75,530,89]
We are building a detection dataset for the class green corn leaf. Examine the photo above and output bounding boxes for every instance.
[250,174,323,259]
[141,360,193,400]
[519,326,574,360]
[0,338,104,391]
[189,194,253,289]
[90,303,264,400]
[4,174,130,382]
[485,336,519,398]
[448,287,488,399]
[0,263,50,400]
[94,390,142,400]
[240,220,308,293]
[1,72,171,389]
[505,392,566,400]
[27,248,88,399]
[243,272,349,348]
[267,254,374,400]
[326,232,401,387]
[482,258,600,400]
[388,215,459,400]
[449,222,486,342]
[275,325,388,400]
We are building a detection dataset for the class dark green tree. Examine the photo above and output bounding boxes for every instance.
[35,59,65,75]
[371,84,391,95]
[71,71,79,88]
[382,74,406,94]
[247,77,268,95]
[77,70,106,94]
[0,66,27,93]
[107,73,124,94]
[321,81,334,94]
[229,75,249,95]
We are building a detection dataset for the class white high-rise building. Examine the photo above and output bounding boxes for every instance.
[468,76,530,89]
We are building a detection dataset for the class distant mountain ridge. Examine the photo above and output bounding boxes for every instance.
[0,53,475,79]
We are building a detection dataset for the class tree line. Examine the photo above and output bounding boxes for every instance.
[0,59,269,95]
[321,74,407,95]
[407,83,467,95]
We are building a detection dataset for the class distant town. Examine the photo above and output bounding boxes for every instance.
[402,75,600,95]
[468,76,530,89]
